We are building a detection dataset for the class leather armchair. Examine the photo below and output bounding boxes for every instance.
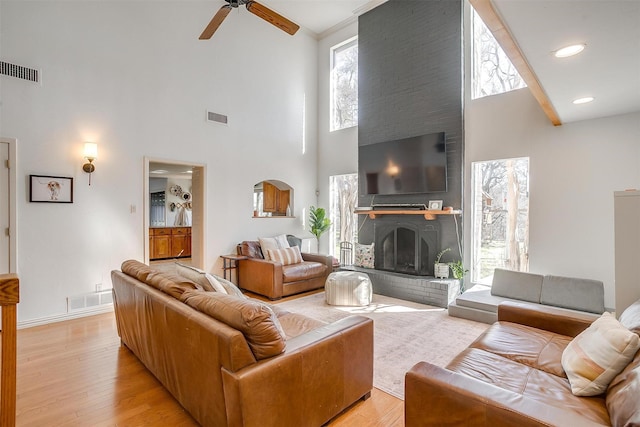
[237,241,333,299]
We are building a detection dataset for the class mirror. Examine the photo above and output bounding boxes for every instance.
[253,180,294,217]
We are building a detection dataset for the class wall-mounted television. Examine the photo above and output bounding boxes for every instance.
[359,132,447,195]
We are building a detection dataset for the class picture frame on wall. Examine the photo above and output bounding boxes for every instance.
[428,200,443,210]
[29,175,74,203]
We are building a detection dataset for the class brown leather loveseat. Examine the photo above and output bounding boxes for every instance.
[236,240,332,300]
[405,299,640,426]
[112,260,373,427]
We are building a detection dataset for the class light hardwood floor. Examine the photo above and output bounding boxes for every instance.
[15,306,403,426]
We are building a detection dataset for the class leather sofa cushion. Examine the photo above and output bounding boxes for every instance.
[282,261,328,282]
[277,312,327,339]
[448,347,610,425]
[181,291,286,360]
[145,271,203,299]
[238,241,264,259]
[121,259,153,283]
[540,275,605,314]
[606,350,640,427]
[470,321,571,378]
[490,268,543,303]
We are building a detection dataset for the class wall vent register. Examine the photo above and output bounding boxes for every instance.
[0,60,40,83]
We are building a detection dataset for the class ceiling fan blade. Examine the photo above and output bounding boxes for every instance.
[245,1,300,35]
[199,5,232,39]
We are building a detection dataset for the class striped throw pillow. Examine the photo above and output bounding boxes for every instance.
[267,246,303,266]
[562,312,640,396]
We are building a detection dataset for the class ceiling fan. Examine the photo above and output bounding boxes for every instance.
[199,0,300,39]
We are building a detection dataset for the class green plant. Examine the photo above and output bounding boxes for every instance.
[309,206,331,251]
[435,248,451,264]
[448,260,469,279]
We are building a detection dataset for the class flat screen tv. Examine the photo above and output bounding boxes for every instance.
[359,132,447,195]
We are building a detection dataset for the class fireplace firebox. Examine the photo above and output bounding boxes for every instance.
[374,221,439,276]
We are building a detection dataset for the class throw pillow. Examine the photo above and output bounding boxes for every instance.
[267,246,303,266]
[562,312,640,396]
[181,291,286,360]
[175,262,219,292]
[259,234,290,261]
[354,243,375,269]
[213,274,246,298]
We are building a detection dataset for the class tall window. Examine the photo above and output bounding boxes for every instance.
[329,174,358,260]
[471,158,530,284]
[330,37,358,131]
[471,7,526,99]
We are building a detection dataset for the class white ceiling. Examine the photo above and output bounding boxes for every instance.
[261,0,640,125]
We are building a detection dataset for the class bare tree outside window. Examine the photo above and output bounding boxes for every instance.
[472,7,526,99]
[330,38,358,131]
[329,174,358,259]
[471,158,529,284]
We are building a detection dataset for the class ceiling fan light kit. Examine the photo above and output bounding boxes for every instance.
[199,0,300,40]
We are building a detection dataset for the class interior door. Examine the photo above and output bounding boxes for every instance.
[0,142,9,274]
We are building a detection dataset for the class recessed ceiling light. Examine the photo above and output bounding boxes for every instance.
[554,44,586,58]
[151,169,169,174]
[184,170,193,174]
[573,97,594,105]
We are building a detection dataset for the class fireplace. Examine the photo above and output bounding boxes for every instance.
[374,220,439,276]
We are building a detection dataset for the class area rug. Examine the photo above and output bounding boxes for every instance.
[276,292,489,399]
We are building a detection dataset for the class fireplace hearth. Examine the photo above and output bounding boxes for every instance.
[374,220,439,276]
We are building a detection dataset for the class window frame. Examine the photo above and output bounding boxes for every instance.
[330,36,358,132]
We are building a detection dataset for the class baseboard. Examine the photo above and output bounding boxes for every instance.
[17,304,114,329]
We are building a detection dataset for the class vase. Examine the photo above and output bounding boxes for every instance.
[434,263,449,279]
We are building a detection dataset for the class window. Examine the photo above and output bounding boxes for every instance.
[330,37,358,131]
[471,7,526,100]
[471,158,530,284]
[328,174,358,261]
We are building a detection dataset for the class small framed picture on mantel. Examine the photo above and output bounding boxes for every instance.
[29,175,74,203]
[428,200,443,211]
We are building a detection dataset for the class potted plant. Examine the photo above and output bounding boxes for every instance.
[434,248,451,278]
[309,206,331,253]
[448,260,469,292]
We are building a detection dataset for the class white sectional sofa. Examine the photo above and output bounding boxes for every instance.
[448,268,606,324]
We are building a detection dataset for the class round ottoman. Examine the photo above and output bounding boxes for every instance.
[325,271,373,306]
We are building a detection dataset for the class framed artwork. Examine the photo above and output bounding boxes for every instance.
[30,175,74,203]
[428,200,443,210]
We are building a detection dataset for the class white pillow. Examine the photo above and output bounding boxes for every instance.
[204,273,229,294]
[259,234,290,261]
[562,312,640,396]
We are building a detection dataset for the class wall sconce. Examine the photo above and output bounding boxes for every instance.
[82,142,98,185]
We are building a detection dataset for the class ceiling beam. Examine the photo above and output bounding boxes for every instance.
[470,0,562,126]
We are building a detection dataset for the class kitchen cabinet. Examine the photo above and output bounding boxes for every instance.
[150,227,191,260]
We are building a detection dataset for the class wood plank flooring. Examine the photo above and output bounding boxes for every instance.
[14,306,403,426]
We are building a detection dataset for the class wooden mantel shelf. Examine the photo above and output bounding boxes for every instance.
[355,209,462,221]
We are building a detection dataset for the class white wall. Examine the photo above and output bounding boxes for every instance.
[465,88,640,309]
[0,1,319,324]
[316,22,359,253]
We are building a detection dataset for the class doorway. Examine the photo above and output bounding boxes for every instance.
[144,158,206,269]
[0,138,17,274]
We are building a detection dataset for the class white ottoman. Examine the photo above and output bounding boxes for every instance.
[325,271,373,306]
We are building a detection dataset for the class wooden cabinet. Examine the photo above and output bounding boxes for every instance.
[150,227,191,260]
[614,190,640,316]
[171,227,191,258]
[263,181,278,213]
[263,182,290,216]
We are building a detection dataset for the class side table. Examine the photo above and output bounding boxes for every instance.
[220,254,247,285]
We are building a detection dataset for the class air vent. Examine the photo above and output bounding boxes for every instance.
[207,111,228,125]
[0,61,40,83]
[67,290,113,312]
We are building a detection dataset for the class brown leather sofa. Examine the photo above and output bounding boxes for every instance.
[236,241,332,300]
[405,299,640,426]
[112,260,373,427]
